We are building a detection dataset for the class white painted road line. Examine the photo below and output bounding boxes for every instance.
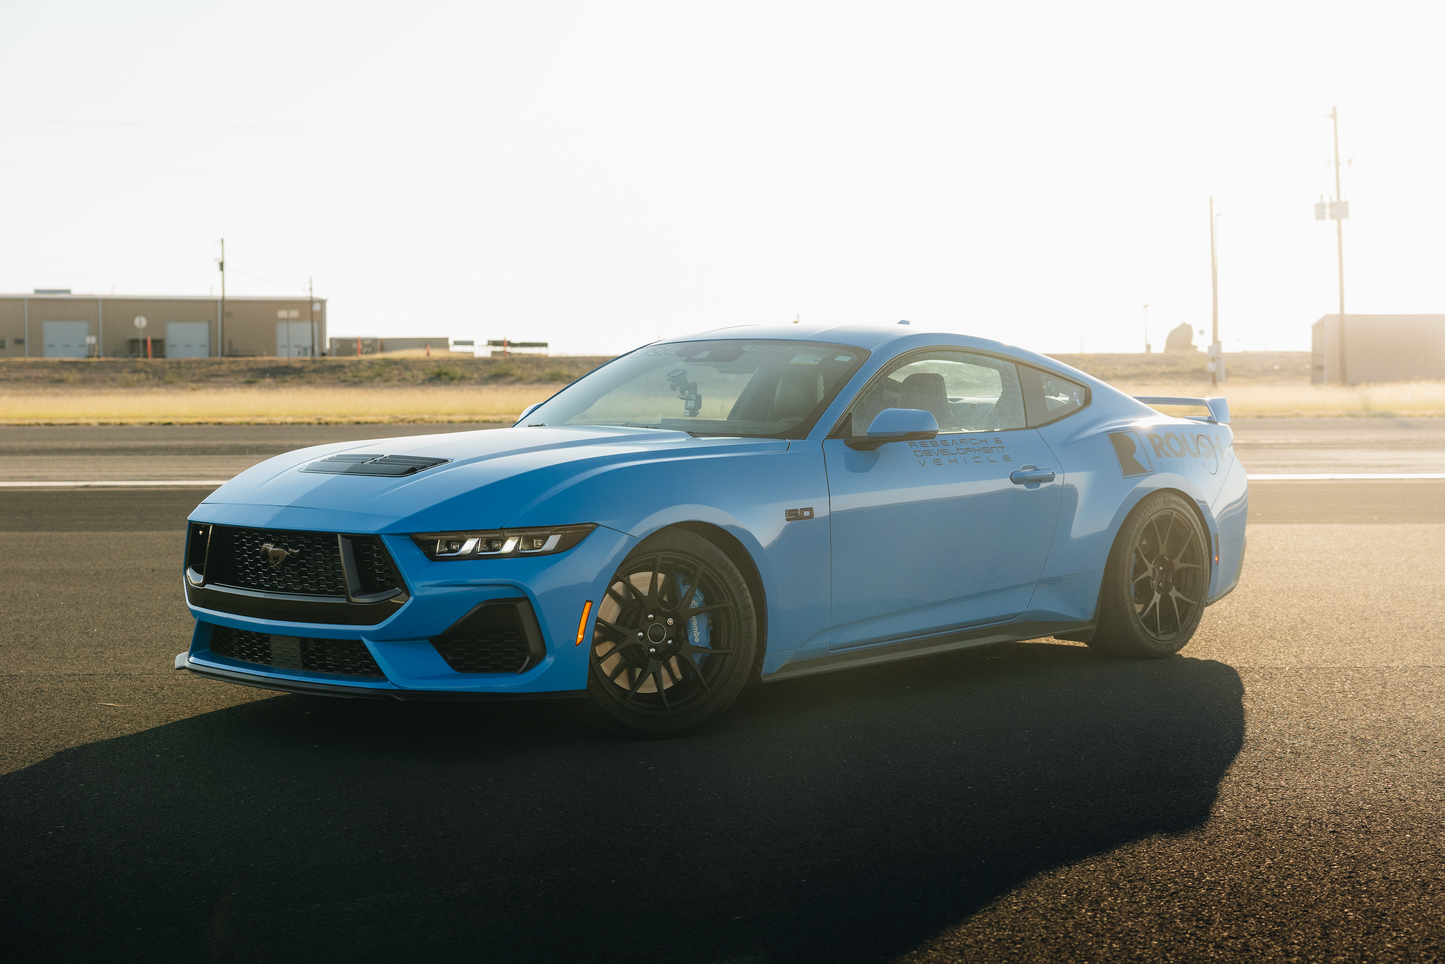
[1249,473,1445,481]
[0,480,229,488]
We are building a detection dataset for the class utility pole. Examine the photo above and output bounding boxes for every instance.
[218,238,226,358]
[1330,106,1348,384]
[309,277,316,359]
[1143,304,1150,353]
[1209,197,1219,388]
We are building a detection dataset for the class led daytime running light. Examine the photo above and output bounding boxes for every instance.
[412,524,596,560]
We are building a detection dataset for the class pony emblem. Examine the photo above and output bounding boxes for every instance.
[260,543,300,567]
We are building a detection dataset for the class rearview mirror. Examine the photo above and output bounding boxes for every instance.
[845,408,940,450]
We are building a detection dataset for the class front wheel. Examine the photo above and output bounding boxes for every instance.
[580,529,757,737]
[1089,491,1210,658]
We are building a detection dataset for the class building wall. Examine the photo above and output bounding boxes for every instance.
[0,295,327,358]
[0,299,28,357]
[1312,314,1445,385]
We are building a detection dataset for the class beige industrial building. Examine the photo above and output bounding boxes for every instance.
[1311,314,1445,384]
[0,291,327,359]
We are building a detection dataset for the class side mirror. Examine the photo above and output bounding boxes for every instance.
[515,403,542,425]
[845,408,940,450]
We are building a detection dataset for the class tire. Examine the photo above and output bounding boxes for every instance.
[580,529,758,737]
[1088,491,1210,659]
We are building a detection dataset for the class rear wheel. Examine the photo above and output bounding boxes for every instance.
[581,530,757,737]
[1089,491,1209,658]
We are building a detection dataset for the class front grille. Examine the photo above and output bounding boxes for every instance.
[431,601,540,674]
[351,536,401,595]
[209,526,347,596]
[209,625,385,678]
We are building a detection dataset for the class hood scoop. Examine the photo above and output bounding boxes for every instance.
[301,453,452,477]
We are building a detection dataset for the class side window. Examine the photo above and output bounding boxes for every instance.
[1019,365,1088,427]
[840,350,1028,436]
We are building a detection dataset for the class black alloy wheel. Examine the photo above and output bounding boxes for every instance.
[1089,491,1210,658]
[582,529,757,736]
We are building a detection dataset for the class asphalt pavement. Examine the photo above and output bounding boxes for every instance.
[1,424,1442,963]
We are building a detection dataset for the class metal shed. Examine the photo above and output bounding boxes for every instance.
[1311,314,1445,385]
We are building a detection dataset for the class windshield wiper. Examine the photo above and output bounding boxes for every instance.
[620,422,709,437]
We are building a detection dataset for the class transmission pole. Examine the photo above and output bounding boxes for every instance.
[1330,106,1347,384]
[219,238,226,358]
[309,276,316,358]
[1209,197,1219,388]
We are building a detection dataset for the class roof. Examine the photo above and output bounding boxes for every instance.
[664,321,1084,381]
[0,293,324,302]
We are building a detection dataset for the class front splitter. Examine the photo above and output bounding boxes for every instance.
[174,653,586,702]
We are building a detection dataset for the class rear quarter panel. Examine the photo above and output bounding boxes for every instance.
[1032,396,1242,622]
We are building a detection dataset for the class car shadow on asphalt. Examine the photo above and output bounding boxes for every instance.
[1,641,1243,964]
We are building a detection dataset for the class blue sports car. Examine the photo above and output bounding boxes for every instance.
[176,323,1247,735]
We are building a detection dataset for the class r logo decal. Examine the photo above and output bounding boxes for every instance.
[1109,431,1154,478]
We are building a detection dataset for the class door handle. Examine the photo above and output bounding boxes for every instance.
[1009,465,1056,486]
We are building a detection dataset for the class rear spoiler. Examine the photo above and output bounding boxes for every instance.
[1134,396,1231,425]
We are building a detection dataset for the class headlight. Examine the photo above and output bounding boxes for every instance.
[411,524,596,560]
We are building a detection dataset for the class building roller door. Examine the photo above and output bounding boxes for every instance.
[43,320,90,358]
[277,321,317,357]
[166,321,211,358]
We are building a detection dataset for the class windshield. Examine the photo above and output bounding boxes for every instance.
[523,339,870,438]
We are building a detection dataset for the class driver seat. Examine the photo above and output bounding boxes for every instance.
[899,372,952,432]
[771,368,825,423]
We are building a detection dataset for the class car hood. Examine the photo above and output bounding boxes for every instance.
[195,425,789,533]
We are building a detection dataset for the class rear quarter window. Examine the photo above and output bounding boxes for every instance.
[1020,366,1088,427]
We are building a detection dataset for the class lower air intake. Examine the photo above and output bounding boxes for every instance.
[209,625,385,678]
[430,599,545,674]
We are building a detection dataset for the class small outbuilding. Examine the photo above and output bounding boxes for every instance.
[1311,314,1445,385]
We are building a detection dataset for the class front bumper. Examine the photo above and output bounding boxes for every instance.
[179,516,637,697]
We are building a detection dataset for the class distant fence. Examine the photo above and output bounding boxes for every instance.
[328,337,453,356]
[486,339,548,357]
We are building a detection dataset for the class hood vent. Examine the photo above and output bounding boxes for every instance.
[302,453,451,477]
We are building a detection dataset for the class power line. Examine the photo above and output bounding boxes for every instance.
[227,268,310,288]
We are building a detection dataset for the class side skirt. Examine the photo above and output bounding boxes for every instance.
[762,620,1091,682]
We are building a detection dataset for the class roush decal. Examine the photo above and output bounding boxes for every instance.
[1142,430,1225,475]
[1109,431,1154,478]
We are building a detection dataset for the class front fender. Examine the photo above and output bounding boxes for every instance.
[505,441,833,659]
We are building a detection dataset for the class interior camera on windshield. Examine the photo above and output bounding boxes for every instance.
[667,368,702,417]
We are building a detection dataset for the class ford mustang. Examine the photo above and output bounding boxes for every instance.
[175,323,1248,735]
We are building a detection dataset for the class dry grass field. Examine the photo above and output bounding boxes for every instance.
[0,385,561,424]
[1,350,1441,423]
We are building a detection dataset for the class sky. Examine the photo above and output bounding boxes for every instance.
[1,0,1441,357]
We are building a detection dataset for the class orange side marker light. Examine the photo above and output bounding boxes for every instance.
[575,600,593,646]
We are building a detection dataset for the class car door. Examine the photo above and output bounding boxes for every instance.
[822,349,1064,650]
